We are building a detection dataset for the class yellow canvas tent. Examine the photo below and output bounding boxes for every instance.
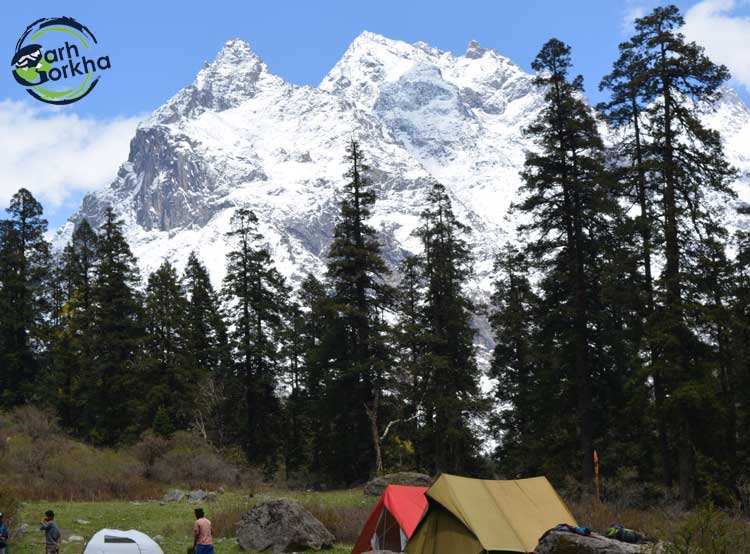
[405,474,577,554]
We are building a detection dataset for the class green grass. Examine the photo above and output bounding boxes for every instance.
[9,489,361,554]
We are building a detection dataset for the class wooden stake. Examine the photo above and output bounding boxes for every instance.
[594,449,601,502]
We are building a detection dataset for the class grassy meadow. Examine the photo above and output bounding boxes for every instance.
[9,489,373,554]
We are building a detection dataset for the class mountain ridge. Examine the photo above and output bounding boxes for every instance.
[56,33,750,309]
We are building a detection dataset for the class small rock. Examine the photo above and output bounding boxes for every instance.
[217,486,225,494]
[153,535,164,542]
[75,519,91,525]
[69,535,84,543]
[188,489,207,503]
[163,488,185,502]
[204,492,218,503]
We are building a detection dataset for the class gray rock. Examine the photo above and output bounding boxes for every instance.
[68,535,84,543]
[236,498,335,553]
[188,489,207,503]
[11,523,29,539]
[535,531,664,554]
[74,519,90,525]
[153,535,164,542]
[364,472,432,496]
[163,489,185,502]
[217,486,226,494]
[204,492,218,503]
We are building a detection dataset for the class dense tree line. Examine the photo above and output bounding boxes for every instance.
[0,5,748,504]
[491,6,747,506]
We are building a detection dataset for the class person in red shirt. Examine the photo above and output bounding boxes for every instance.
[193,509,213,554]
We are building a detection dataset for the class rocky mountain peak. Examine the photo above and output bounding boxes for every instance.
[464,39,488,59]
[60,32,750,311]
[147,38,283,125]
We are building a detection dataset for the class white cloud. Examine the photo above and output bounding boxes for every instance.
[683,0,750,92]
[0,100,140,215]
[621,1,653,33]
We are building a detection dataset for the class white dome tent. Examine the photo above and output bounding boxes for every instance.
[83,529,164,554]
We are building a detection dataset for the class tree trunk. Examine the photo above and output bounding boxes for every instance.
[660,41,692,502]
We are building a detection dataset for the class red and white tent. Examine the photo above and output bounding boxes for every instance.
[352,485,428,554]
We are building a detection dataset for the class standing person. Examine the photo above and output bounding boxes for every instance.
[39,511,61,554]
[0,513,9,554]
[193,509,213,554]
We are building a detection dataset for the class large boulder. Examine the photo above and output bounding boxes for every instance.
[364,472,432,496]
[188,489,207,503]
[163,489,185,502]
[535,531,664,554]
[236,498,335,553]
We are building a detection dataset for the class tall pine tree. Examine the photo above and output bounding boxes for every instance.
[414,183,482,474]
[600,5,735,502]
[142,260,194,434]
[87,208,144,445]
[51,219,99,432]
[183,252,229,443]
[514,39,619,483]
[0,189,51,407]
[222,208,289,471]
[323,139,392,481]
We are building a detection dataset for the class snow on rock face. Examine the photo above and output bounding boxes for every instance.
[59,33,750,322]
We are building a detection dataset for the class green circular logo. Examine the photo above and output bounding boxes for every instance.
[11,16,111,105]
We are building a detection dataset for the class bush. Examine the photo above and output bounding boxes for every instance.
[1,405,60,440]
[303,501,373,543]
[209,498,255,539]
[602,467,676,509]
[150,431,242,488]
[0,489,20,532]
[666,505,750,554]
[0,406,252,499]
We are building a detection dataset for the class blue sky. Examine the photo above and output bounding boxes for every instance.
[1,0,749,226]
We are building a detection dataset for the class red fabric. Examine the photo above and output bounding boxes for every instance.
[352,485,429,554]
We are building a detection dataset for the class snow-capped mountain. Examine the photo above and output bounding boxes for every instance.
[57,32,750,315]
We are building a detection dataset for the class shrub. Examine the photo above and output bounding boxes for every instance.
[209,498,255,539]
[0,489,20,532]
[150,431,242,488]
[1,405,60,440]
[303,501,373,544]
[666,504,750,554]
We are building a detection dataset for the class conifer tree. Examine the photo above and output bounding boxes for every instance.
[731,226,750,474]
[183,252,229,443]
[222,208,289,470]
[0,188,51,407]
[296,273,338,475]
[414,183,482,474]
[52,219,99,431]
[600,5,735,502]
[142,260,194,433]
[324,139,393,480]
[515,39,619,483]
[390,255,428,470]
[489,244,542,476]
[87,208,144,445]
